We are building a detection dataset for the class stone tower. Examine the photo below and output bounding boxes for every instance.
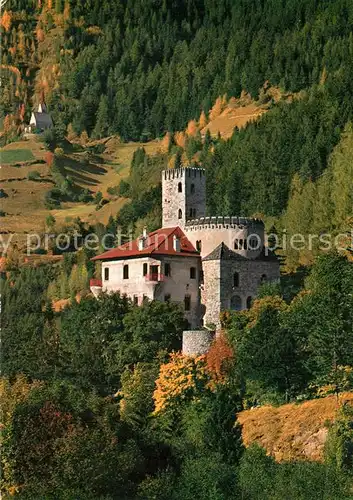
[162,167,206,228]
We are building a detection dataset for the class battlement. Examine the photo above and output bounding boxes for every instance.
[162,167,206,180]
[184,216,264,231]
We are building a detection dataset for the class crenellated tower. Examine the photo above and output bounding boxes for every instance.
[162,167,206,228]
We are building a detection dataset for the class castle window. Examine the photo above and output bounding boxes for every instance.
[178,182,182,193]
[165,263,171,277]
[234,240,239,250]
[249,236,259,250]
[243,239,248,250]
[104,267,109,281]
[164,294,171,302]
[196,240,202,252]
[184,295,191,311]
[261,274,267,284]
[246,296,253,309]
[233,272,239,288]
[178,209,183,219]
[230,295,242,311]
[133,295,138,305]
[190,267,196,279]
[143,263,148,276]
[123,264,129,280]
[238,240,244,250]
[191,183,195,194]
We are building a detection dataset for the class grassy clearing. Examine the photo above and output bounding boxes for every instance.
[237,392,353,462]
[0,149,35,164]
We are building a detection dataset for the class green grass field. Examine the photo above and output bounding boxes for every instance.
[0,149,35,164]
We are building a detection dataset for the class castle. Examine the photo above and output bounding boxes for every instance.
[91,167,280,343]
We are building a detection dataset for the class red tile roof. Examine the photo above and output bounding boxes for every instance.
[92,226,200,261]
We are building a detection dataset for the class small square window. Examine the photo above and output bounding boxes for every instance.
[104,267,109,281]
[165,263,171,277]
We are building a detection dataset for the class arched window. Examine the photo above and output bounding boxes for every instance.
[191,183,195,194]
[261,274,267,284]
[178,182,182,193]
[246,296,253,309]
[243,239,248,250]
[230,295,242,311]
[178,209,182,219]
[123,264,129,279]
[249,236,260,250]
[234,240,239,250]
[233,272,239,288]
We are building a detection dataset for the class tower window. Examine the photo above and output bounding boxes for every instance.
[178,182,182,193]
[123,264,129,279]
[143,263,148,276]
[190,267,196,279]
[231,295,242,311]
[191,183,195,194]
[104,267,109,281]
[233,272,239,288]
[249,236,259,250]
[165,263,171,277]
[243,239,248,250]
[234,240,239,250]
[184,295,191,311]
[246,296,253,309]
[196,240,202,252]
[178,209,183,219]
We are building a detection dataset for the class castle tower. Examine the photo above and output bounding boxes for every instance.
[162,167,206,228]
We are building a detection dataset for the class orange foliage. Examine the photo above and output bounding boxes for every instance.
[199,110,208,129]
[247,295,287,328]
[209,96,224,121]
[174,131,186,149]
[45,151,54,166]
[206,333,234,383]
[47,0,53,9]
[160,131,171,152]
[63,1,71,21]
[19,104,25,122]
[186,119,198,137]
[1,10,12,32]
[153,353,208,414]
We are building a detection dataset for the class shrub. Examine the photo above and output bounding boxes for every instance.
[54,147,64,157]
[118,180,131,197]
[27,170,40,181]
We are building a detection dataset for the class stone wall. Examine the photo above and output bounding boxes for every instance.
[162,168,206,228]
[185,221,265,259]
[182,329,215,356]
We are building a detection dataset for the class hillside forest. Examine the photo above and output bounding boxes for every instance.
[0,0,353,498]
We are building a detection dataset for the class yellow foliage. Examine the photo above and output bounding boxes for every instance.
[1,10,12,32]
[209,96,225,121]
[246,295,287,328]
[186,119,198,137]
[153,353,208,415]
[198,110,208,129]
[174,131,186,149]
